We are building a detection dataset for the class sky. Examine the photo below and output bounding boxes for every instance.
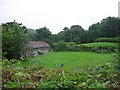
[0,0,119,34]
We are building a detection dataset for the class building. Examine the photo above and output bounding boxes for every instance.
[29,41,52,56]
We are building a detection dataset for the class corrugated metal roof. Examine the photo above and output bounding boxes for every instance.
[29,41,50,48]
[30,41,49,45]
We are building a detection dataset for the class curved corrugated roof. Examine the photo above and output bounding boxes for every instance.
[30,41,49,45]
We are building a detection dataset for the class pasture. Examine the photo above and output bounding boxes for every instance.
[19,52,114,69]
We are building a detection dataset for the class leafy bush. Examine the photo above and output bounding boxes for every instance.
[95,37,118,43]
[2,21,30,60]
[66,45,79,51]
[53,41,67,51]
[111,53,120,72]
[2,59,120,89]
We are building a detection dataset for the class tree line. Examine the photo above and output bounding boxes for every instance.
[29,16,119,43]
[2,16,120,59]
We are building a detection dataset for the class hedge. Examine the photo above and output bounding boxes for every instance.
[95,37,118,43]
[53,42,117,53]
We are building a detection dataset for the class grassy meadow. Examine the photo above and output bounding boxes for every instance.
[19,52,114,69]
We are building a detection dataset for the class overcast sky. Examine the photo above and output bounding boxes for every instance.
[0,0,119,34]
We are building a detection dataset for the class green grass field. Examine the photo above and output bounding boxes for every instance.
[19,52,114,69]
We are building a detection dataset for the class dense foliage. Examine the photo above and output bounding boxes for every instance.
[27,16,120,43]
[27,28,36,41]
[57,17,119,43]
[2,59,119,89]
[35,27,51,43]
[99,17,119,37]
[56,25,86,43]
[2,21,30,59]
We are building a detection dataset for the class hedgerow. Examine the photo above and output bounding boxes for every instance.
[95,37,118,43]
[53,42,117,53]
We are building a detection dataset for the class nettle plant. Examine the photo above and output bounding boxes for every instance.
[2,58,119,89]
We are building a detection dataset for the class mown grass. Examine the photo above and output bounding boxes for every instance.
[81,42,117,48]
[19,52,114,69]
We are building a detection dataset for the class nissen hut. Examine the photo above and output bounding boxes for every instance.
[29,41,51,56]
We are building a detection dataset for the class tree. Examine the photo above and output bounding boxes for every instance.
[87,17,120,42]
[27,28,37,41]
[56,25,86,43]
[50,34,58,43]
[2,21,29,59]
[70,25,85,43]
[99,17,119,37]
[57,31,66,42]
[63,27,71,42]
[35,27,51,43]
[88,23,101,42]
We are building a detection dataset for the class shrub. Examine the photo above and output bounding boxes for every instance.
[66,45,79,51]
[53,41,67,51]
[2,62,119,89]
[79,45,92,51]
